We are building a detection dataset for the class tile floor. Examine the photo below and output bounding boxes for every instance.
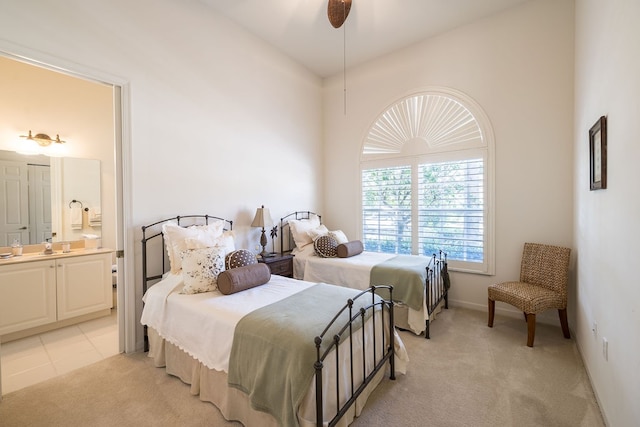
[1,309,119,395]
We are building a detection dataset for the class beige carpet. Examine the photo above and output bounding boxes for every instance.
[0,307,605,427]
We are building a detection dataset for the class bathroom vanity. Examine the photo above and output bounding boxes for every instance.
[0,247,113,342]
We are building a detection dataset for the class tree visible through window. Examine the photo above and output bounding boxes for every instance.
[360,88,494,274]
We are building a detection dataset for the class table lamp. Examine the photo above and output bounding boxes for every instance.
[251,205,273,258]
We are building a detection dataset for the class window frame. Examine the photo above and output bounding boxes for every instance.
[359,87,495,275]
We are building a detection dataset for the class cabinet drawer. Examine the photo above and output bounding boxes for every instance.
[259,255,294,278]
[268,260,292,277]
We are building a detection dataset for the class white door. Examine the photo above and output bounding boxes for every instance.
[0,160,29,246]
[28,164,52,243]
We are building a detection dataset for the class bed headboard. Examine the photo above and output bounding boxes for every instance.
[279,211,322,254]
[141,215,233,295]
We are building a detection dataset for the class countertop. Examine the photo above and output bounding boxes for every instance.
[0,247,114,266]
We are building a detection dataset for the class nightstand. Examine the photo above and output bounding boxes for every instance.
[258,253,294,278]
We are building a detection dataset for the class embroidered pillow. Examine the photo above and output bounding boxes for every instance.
[162,221,225,273]
[225,249,258,270]
[182,231,235,262]
[180,246,225,294]
[314,235,338,258]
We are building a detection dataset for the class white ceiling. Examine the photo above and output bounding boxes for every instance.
[199,0,530,77]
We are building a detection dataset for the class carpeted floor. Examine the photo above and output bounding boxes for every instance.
[0,307,605,427]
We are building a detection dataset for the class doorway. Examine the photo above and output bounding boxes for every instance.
[0,46,134,386]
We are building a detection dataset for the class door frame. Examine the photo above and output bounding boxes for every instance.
[0,41,136,354]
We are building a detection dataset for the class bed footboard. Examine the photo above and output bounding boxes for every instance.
[424,251,450,339]
[314,285,395,427]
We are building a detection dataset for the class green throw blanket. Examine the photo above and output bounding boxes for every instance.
[370,255,428,311]
[227,283,378,427]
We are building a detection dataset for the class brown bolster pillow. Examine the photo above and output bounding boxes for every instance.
[218,263,271,295]
[336,240,364,258]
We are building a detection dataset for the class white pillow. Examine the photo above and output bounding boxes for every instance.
[180,246,225,294]
[162,221,225,274]
[217,230,236,255]
[307,224,329,241]
[288,215,321,250]
[329,230,349,244]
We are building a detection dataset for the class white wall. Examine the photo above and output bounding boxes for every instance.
[323,1,575,321]
[0,0,323,350]
[574,0,640,425]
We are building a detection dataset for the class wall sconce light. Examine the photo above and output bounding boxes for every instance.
[20,130,66,147]
[251,205,273,258]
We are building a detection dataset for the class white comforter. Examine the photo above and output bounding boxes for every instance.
[293,245,394,287]
[141,273,315,372]
[292,245,431,334]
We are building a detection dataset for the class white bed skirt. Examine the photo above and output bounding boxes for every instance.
[394,299,444,335]
[147,328,389,427]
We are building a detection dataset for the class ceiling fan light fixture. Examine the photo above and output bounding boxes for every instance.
[328,0,352,29]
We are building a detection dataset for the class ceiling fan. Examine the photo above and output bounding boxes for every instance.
[327,0,352,28]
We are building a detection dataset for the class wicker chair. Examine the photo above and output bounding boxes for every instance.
[488,243,571,347]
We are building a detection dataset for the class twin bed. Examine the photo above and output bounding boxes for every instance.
[279,211,450,339]
[140,215,408,427]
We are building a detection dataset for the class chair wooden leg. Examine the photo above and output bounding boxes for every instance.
[523,312,528,322]
[488,298,495,327]
[526,313,536,347]
[558,309,571,339]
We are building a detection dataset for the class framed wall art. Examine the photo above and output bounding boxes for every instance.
[589,115,607,190]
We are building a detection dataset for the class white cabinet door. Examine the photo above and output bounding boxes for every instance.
[56,253,112,320]
[0,260,56,335]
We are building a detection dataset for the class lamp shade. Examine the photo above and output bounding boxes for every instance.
[251,205,272,228]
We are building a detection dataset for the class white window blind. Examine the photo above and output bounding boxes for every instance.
[418,158,484,262]
[362,165,412,254]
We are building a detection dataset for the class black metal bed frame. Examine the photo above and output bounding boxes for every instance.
[424,250,449,339]
[140,214,396,427]
[315,285,395,427]
[141,215,233,351]
[280,210,450,339]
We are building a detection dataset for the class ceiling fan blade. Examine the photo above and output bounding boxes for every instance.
[328,0,352,29]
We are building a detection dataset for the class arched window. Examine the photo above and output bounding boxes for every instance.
[360,87,494,274]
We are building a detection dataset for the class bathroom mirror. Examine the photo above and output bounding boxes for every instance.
[0,150,101,246]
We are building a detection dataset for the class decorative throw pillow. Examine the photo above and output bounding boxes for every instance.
[180,246,225,294]
[225,249,258,270]
[218,263,271,295]
[162,221,225,273]
[314,235,338,258]
[329,230,349,244]
[289,215,321,250]
[336,240,364,258]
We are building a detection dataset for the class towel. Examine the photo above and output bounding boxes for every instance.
[71,205,82,229]
[89,207,102,227]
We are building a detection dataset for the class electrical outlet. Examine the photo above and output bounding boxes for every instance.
[592,321,598,338]
[602,337,608,361]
